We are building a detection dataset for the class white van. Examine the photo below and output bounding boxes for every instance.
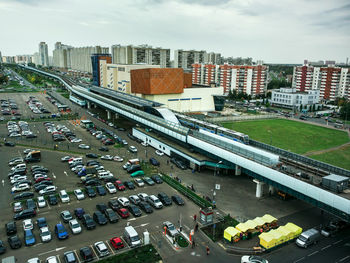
[59,190,70,203]
[68,158,83,167]
[11,163,26,171]
[124,226,141,247]
[296,228,321,248]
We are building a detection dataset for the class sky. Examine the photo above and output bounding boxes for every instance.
[0,0,349,64]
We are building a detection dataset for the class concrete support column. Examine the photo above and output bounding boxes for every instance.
[253,179,264,198]
[268,185,275,195]
[93,103,97,108]
[87,101,91,109]
[107,110,111,120]
[115,113,119,119]
[235,165,241,176]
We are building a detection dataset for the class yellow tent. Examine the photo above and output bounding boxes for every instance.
[262,214,277,224]
[236,220,258,232]
[285,223,302,239]
[269,229,285,245]
[223,227,241,242]
[259,232,276,249]
[253,217,265,227]
[277,226,294,241]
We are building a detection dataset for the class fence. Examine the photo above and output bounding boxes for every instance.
[207,114,279,123]
[250,139,350,177]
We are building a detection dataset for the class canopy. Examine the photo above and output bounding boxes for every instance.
[236,220,258,232]
[285,223,302,238]
[253,217,265,226]
[223,227,241,242]
[276,226,294,241]
[258,232,276,249]
[269,229,284,245]
[262,214,277,224]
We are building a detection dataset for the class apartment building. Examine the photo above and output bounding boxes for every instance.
[111,44,170,68]
[271,88,320,109]
[91,53,112,86]
[292,65,350,100]
[39,42,49,67]
[174,49,220,70]
[192,63,268,97]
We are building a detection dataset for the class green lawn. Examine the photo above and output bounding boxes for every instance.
[310,146,350,170]
[222,119,349,154]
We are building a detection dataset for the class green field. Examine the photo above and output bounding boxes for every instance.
[222,119,349,154]
[310,146,350,170]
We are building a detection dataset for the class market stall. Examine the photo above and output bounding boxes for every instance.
[223,227,241,243]
[285,222,302,239]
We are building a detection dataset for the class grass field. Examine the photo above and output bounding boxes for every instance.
[310,146,350,170]
[222,119,349,154]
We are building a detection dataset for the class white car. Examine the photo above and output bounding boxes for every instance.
[129,146,137,153]
[134,178,144,187]
[34,174,47,180]
[94,241,110,257]
[23,148,34,154]
[69,219,82,234]
[141,142,148,147]
[40,226,52,242]
[101,155,113,161]
[39,185,57,195]
[78,144,90,149]
[105,182,117,194]
[59,190,70,203]
[61,156,71,162]
[27,258,41,263]
[71,138,82,143]
[148,195,163,209]
[74,189,85,200]
[46,256,58,263]
[108,122,114,127]
[37,196,46,208]
[12,183,30,192]
[13,202,23,212]
[137,193,149,202]
[241,255,268,263]
[11,176,27,184]
[8,157,23,166]
[117,197,130,207]
[23,219,33,230]
[155,150,164,156]
[113,156,123,162]
[129,195,141,205]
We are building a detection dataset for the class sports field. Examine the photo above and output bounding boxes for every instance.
[221,119,349,154]
[310,146,350,170]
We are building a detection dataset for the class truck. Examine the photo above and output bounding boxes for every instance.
[24,151,41,163]
[78,166,97,177]
[123,159,140,170]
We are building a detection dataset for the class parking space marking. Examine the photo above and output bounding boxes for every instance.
[33,242,43,247]
[56,255,61,263]
[40,211,50,215]
[321,244,331,250]
[105,240,115,255]
[307,251,319,257]
[334,239,343,245]
[52,172,56,179]
[340,255,350,262]
[90,244,99,259]
[64,171,68,177]
[73,250,81,263]
[120,237,129,249]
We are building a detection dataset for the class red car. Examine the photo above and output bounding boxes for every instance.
[114,180,125,191]
[110,237,124,250]
[35,177,52,183]
[117,208,129,219]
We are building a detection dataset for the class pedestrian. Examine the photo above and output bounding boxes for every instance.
[206,246,210,255]
[195,223,199,231]
[194,214,197,221]
[192,239,195,249]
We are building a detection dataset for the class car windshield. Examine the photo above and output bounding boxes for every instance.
[298,235,307,242]
[58,227,65,233]
[168,224,175,230]
[72,223,79,228]
[131,236,140,242]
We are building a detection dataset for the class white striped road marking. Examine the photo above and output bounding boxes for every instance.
[340,255,350,262]
[90,245,99,259]
[321,244,331,250]
[40,211,50,215]
[105,240,115,255]
[73,250,81,263]
[52,173,56,179]
[334,239,343,245]
[293,257,305,263]
[56,255,61,263]
[127,215,148,221]
[308,251,319,257]
[64,171,68,177]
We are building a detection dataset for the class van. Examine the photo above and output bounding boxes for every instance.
[69,158,83,167]
[12,163,26,171]
[123,226,141,247]
[296,228,321,248]
[1,256,16,263]
[59,190,70,203]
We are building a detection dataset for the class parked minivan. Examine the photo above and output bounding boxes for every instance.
[296,228,321,248]
[123,226,141,247]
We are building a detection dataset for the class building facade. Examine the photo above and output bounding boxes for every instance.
[91,54,112,86]
[111,44,170,68]
[39,42,49,67]
[68,46,109,73]
[271,88,320,109]
[292,65,350,100]
[174,50,221,70]
[192,63,268,97]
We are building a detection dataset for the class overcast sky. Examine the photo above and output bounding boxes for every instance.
[0,0,349,63]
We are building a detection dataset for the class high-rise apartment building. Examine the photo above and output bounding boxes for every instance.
[292,65,350,100]
[91,54,112,86]
[14,55,32,64]
[192,63,268,96]
[174,49,209,70]
[53,42,72,68]
[39,42,49,67]
[111,44,170,68]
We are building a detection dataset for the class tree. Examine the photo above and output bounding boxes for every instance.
[299,105,303,112]
[312,104,316,112]
[340,102,350,121]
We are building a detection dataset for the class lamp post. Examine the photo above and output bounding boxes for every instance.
[212,161,222,205]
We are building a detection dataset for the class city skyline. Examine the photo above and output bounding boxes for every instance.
[0,0,349,63]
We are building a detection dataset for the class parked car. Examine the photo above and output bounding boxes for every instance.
[13,202,23,212]
[85,186,96,197]
[114,180,126,191]
[48,195,58,205]
[79,247,94,262]
[137,193,149,202]
[129,146,137,153]
[110,236,124,250]
[172,195,185,206]
[105,182,117,193]
[74,208,85,220]
[163,221,179,237]
[117,197,130,207]
[124,180,135,189]
[134,178,144,187]
[128,205,142,217]
[93,211,108,225]
[36,217,47,228]
[241,255,268,263]
[108,200,120,211]
[55,223,69,240]
[151,175,163,184]
[8,235,22,249]
[74,189,85,200]
[60,210,73,223]
[143,177,155,186]
[158,192,172,206]
[14,208,36,220]
[138,201,153,214]
[96,185,107,196]
[82,214,96,230]
[94,241,110,257]
[86,153,98,158]
[69,219,82,234]
[116,208,129,219]
[63,251,78,263]
[129,195,141,205]
[6,221,17,235]
[39,226,52,243]
[24,229,36,246]
[148,195,163,209]
[78,144,90,149]
[104,209,118,223]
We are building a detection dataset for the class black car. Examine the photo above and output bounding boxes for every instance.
[85,186,96,197]
[149,157,160,166]
[108,200,120,211]
[80,246,94,262]
[4,142,15,147]
[82,214,96,230]
[48,194,58,205]
[34,183,50,192]
[127,133,136,140]
[104,208,118,223]
[96,185,106,196]
[0,240,6,254]
[74,208,85,220]
[30,165,46,172]
[87,160,100,166]
[26,134,37,139]
[26,199,36,210]
[124,180,135,189]
[8,169,26,177]
[151,175,163,184]
[117,127,126,131]
[13,208,36,220]
[6,221,17,235]
[8,235,22,249]
[158,192,172,206]
[138,201,153,214]
[13,192,34,200]
[32,167,49,173]
[85,179,101,186]
[128,205,142,217]
[99,147,109,152]
[96,203,108,213]
[13,179,32,186]
[86,153,98,159]
[170,158,187,170]
[172,195,185,206]
[93,211,107,225]
[104,177,118,184]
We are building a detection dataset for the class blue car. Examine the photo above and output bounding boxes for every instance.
[55,223,69,240]
[24,229,36,246]
[36,217,47,228]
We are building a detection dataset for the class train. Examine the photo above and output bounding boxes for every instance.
[69,95,86,107]
[177,114,250,144]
